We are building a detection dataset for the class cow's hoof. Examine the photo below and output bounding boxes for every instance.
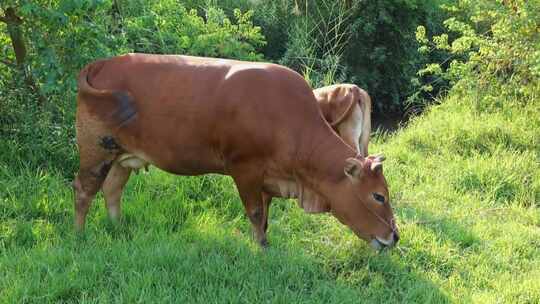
[259,238,269,248]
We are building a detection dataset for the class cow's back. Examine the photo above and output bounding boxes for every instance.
[78,53,327,175]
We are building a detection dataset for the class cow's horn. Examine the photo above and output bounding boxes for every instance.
[374,153,386,162]
[371,162,383,172]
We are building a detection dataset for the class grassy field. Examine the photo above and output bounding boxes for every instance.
[1,94,539,303]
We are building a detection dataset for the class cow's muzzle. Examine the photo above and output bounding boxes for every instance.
[370,231,399,250]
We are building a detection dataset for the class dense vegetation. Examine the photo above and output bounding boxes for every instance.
[1,0,539,302]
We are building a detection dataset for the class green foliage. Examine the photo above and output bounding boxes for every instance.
[181,0,294,60]
[250,0,451,112]
[343,0,452,112]
[119,1,265,60]
[279,0,351,88]
[415,0,540,110]
[184,0,451,112]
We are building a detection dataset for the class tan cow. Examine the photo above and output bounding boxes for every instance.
[73,53,398,250]
[314,84,371,156]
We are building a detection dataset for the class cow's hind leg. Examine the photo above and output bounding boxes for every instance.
[102,161,131,223]
[73,150,113,231]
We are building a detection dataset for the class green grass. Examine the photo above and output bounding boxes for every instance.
[1,95,539,303]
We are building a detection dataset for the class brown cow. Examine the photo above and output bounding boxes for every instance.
[314,84,371,156]
[73,53,398,250]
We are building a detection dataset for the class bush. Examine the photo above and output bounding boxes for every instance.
[415,0,540,110]
[181,0,293,60]
[252,0,451,113]
[345,0,451,113]
[119,0,265,60]
[278,0,351,88]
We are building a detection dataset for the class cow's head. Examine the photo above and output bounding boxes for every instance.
[330,154,398,250]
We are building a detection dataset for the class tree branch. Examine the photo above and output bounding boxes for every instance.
[1,6,47,105]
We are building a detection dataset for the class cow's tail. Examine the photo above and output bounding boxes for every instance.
[357,87,372,156]
[77,61,137,128]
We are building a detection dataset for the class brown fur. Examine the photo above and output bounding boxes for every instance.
[74,53,398,248]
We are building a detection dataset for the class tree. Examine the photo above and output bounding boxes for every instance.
[0,6,46,105]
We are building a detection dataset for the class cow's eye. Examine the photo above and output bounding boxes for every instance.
[372,193,385,204]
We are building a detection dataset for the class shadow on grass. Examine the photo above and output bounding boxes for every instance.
[398,204,481,250]
[71,215,452,303]
[2,223,452,303]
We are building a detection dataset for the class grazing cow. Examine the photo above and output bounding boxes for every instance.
[314,84,371,156]
[73,53,398,250]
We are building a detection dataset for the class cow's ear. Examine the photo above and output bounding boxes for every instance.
[344,158,363,180]
[328,86,357,126]
[368,153,385,173]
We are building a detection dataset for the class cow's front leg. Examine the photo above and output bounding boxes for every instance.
[231,168,271,247]
[261,192,272,236]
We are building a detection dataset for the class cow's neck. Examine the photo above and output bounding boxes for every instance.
[263,131,354,212]
[294,132,355,199]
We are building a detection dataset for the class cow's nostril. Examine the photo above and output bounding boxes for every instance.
[393,231,400,243]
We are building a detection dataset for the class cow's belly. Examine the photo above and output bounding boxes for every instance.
[263,178,299,199]
[116,147,225,176]
[116,153,149,170]
[263,177,328,213]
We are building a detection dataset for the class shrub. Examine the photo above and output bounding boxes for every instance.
[343,0,451,113]
[278,0,351,88]
[119,1,265,60]
[415,0,540,111]
[255,0,451,113]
